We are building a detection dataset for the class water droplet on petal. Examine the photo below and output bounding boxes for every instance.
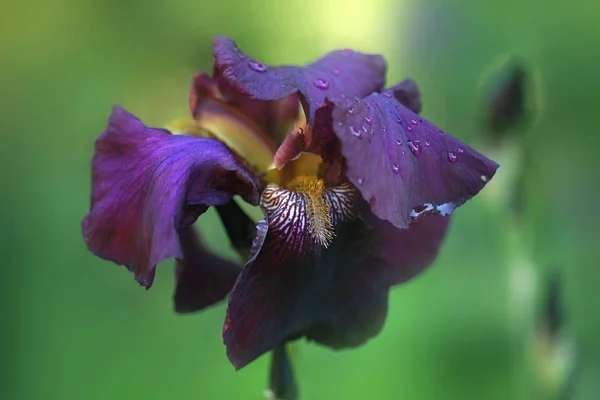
[401,150,406,155]
[348,107,355,115]
[354,96,361,104]
[457,147,464,154]
[350,125,362,139]
[407,140,421,157]
[396,139,403,146]
[314,79,329,90]
[364,116,373,125]
[369,129,375,137]
[392,164,400,174]
[439,129,446,135]
[333,68,341,76]
[425,141,431,147]
[396,118,402,124]
[238,53,246,60]
[358,177,364,185]
[248,61,267,72]
[411,119,418,125]
[337,121,343,127]
[481,175,488,182]
[447,151,458,163]
[383,92,392,98]
[406,126,413,132]
[382,126,387,132]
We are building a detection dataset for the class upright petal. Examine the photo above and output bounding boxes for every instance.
[223,184,388,369]
[81,106,260,288]
[213,37,386,126]
[174,226,241,313]
[332,87,499,229]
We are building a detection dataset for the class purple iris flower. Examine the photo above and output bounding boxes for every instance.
[82,37,499,370]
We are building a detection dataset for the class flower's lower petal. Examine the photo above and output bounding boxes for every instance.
[332,84,499,229]
[174,226,241,313]
[364,208,452,285]
[213,37,386,129]
[81,106,260,288]
[223,184,388,369]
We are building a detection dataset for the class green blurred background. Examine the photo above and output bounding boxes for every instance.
[2,0,599,398]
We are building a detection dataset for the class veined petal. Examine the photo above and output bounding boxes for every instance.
[363,208,452,285]
[223,183,388,369]
[213,37,386,150]
[174,226,241,313]
[332,84,499,229]
[81,106,260,288]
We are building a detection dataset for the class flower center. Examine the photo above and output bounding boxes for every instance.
[262,176,355,249]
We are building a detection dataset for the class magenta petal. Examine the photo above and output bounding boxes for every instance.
[223,218,388,369]
[174,226,241,313]
[332,88,499,229]
[81,106,260,288]
[213,37,386,126]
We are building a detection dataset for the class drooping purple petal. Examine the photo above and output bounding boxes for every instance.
[189,72,300,142]
[363,208,452,285]
[332,87,499,229]
[174,226,241,313]
[223,185,388,369]
[213,37,386,127]
[81,106,260,288]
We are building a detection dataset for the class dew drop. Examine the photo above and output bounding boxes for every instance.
[248,61,267,72]
[314,79,329,90]
[348,107,355,115]
[401,150,406,155]
[406,126,413,132]
[480,175,488,182]
[383,92,392,98]
[396,118,402,124]
[369,129,375,137]
[439,129,446,135]
[364,116,373,125]
[354,96,361,103]
[358,177,364,185]
[333,68,341,76]
[407,140,421,157]
[392,164,400,174]
[425,141,431,147]
[411,119,418,125]
[382,126,387,132]
[350,125,362,138]
[396,139,403,146]
[447,151,458,163]
[457,147,464,154]
[238,53,246,60]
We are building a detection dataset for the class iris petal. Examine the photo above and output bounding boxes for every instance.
[223,184,388,369]
[81,106,260,288]
[332,83,499,229]
[174,226,241,313]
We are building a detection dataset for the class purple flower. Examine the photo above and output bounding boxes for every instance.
[82,37,499,370]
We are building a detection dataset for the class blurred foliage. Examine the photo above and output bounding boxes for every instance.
[1,0,599,399]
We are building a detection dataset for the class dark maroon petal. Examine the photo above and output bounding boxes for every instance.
[81,106,260,288]
[213,37,386,126]
[174,226,241,313]
[385,78,422,114]
[332,88,499,229]
[223,185,388,369]
[363,207,451,285]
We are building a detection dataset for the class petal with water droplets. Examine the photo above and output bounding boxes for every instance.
[332,86,499,229]
[81,106,260,288]
[223,187,388,369]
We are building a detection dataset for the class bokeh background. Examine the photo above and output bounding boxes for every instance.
[2,0,599,399]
